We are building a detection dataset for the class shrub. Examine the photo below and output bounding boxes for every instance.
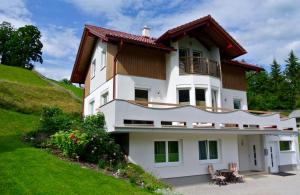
[82,113,105,133]
[38,107,81,134]
[51,130,88,158]
[123,163,171,192]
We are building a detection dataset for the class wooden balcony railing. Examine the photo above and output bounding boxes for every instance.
[179,56,220,77]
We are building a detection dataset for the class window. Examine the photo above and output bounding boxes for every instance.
[91,59,96,78]
[178,89,190,105]
[199,140,219,161]
[154,141,180,164]
[192,50,202,67]
[195,88,206,107]
[89,100,95,115]
[179,48,189,72]
[280,141,292,151]
[101,92,108,105]
[211,90,218,109]
[100,50,106,69]
[135,89,148,102]
[233,99,241,109]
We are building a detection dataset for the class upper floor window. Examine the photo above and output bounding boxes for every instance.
[91,59,96,78]
[100,50,106,70]
[135,89,148,102]
[178,89,190,105]
[195,88,206,107]
[233,99,241,109]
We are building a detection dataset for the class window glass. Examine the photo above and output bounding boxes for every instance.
[280,141,292,151]
[101,50,106,69]
[178,89,190,105]
[91,59,96,78]
[154,141,166,163]
[211,90,218,109]
[135,89,148,102]
[89,101,94,115]
[233,99,241,109]
[196,89,206,107]
[199,141,208,160]
[101,92,108,105]
[168,141,179,162]
[209,141,218,159]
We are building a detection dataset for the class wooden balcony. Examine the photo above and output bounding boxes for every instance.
[179,57,220,77]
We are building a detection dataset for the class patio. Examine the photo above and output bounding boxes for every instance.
[175,171,300,195]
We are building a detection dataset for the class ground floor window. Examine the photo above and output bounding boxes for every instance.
[233,99,241,109]
[154,141,179,164]
[199,140,218,161]
[89,100,94,115]
[279,141,292,151]
[195,88,206,107]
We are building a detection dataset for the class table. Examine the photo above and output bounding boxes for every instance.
[218,169,234,182]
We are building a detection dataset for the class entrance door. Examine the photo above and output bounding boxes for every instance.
[268,142,279,173]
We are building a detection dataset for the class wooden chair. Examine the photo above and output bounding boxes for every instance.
[230,163,244,183]
[208,164,226,186]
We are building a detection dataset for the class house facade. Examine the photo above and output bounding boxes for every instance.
[71,15,299,180]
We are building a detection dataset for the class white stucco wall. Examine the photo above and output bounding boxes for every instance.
[222,88,248,110]
[129,132,238,179]
[90,40,107,93]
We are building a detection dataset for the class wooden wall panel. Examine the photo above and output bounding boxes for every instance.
[84,67,91,97]
[106,43,118,80]
[116,44,166,80]
[221,63,247,91]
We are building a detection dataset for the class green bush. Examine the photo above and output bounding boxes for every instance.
[124,163,170,192]
[82,113,105,133]
[38,107,81,134]
[51,130,88,158]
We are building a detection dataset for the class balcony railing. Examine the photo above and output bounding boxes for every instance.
[179,56,220,77]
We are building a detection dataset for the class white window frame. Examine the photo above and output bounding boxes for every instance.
[154,140,182,167]
[279,140,294,152]
[89,100,95,115]
[91,59,96,79]
[100,91,109,106]
[100,49,106,70]
[198,139,220,163]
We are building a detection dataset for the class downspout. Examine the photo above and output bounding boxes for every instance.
[112,39,124,100]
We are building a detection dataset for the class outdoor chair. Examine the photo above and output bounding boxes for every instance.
[208,164,226,186]
[229,163,244,183]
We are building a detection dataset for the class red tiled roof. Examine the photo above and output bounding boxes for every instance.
[85,25,174,51]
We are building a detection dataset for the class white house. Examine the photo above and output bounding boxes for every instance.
[71,15,299,182]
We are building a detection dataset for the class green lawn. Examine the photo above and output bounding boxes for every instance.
[0,64,82,114]
[52,80,83,99]
[0,108,150,194]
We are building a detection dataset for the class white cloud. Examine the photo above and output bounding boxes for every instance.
[0,0,32,27]
[41,26,80,58]
[67,0,300,67]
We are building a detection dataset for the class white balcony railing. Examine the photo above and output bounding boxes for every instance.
[98,99,297,133]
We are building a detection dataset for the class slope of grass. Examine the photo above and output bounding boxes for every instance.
[0,108,149,194]
[53,80,83,99]
[0,64,81,114]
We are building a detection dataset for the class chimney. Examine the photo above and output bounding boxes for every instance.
[142,25,150,37]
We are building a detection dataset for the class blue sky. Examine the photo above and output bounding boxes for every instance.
[1,0,300,80]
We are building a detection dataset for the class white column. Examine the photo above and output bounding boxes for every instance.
[190,85,196,106]
[206,85,212,107]
[217,87,222,108]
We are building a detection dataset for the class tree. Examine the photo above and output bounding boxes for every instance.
[0,22,13,64]
[0,22,43,69]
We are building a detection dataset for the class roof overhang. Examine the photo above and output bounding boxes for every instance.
[222,59,264,72]
[156,15,247,59]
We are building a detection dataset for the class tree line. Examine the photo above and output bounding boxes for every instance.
[247,51,300,111]
[0,21,43,70]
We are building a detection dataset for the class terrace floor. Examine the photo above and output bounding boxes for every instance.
[175,171,300,195]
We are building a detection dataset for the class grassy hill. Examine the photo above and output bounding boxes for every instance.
[0,65,150,194]
[0,64,82,114]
